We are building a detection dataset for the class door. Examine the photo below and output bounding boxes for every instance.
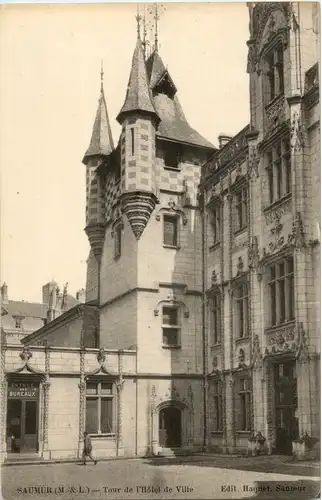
[275,361,298,455]
[7,386,39,454]
[159,407,182,448]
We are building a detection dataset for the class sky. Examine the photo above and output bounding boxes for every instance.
[0,2,250,303]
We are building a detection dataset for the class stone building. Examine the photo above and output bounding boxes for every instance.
[1,281,82,345]
[0,3,320,463]
[200,2,320,458]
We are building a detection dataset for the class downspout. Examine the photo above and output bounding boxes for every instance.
[200,188,207,451]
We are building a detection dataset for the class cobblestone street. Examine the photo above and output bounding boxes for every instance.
[2,456,320,500]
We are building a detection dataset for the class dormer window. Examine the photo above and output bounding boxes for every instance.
[14,317,24,329]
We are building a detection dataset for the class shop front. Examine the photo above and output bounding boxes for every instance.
[6,378,40,454]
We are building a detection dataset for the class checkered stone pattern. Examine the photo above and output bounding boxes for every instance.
[105,172,121,223]
[156,158,201,206]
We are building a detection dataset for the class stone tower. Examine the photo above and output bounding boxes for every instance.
[83,22,215,453]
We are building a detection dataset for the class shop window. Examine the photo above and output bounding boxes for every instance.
[265,44,284,104]
[236,377,251,431]
[163,215,178,247]
[162,306,180,347]
[235,186,248,232]
[234,282,249,339]
[267,256,294,327]
[210,293,221,345]
[266,136,291,204]
[85,381,114,435]
[213,380,223,432]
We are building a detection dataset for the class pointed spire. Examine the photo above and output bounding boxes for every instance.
[83,65,114,163]
[116,19,159,124]
[154,4,159,53]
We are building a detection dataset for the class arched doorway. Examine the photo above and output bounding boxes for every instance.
[159,406,182,448]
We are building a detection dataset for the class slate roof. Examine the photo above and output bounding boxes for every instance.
[4,294,79,320]
[153,93,215,149]
[146,51,214,150]
[117,38,159,124]
[83,87,114,163]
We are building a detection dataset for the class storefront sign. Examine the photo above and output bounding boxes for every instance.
[8,382,39,399]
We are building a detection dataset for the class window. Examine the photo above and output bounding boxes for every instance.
[235,282,249,339]
[210,205,221,245]
[85,381,114,434]
[210,294,221,345]
[265,44,284,103]
[130,128,135,156]
[164,145,180,169]
[212,380,223,432]
[15,317,23,329]
[163,215,178,247]
[162,306,180,346]
[235,187,248,232]
[266,137,291,204]
[114,224,122,258]
[268,257,294,327]
[237,377,251,431]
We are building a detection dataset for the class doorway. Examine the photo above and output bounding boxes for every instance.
[159,406,182,448]
[7,382,39,454]
[274,361,298,455]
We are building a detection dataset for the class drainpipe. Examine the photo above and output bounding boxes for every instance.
[200,188,207,451]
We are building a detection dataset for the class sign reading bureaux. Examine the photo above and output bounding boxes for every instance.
[8,382,39,399]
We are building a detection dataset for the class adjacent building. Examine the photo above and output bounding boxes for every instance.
[1,2,320,463]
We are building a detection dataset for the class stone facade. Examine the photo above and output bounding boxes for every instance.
[201,2,320,458]
[1,3,319,462]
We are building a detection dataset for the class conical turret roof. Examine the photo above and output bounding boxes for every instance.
[83,86,114,164]
[117,37,159,124]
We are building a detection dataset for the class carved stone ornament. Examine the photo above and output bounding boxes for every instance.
[296,322,309,363]
[248,146,260,181]
[248,236,260,270]
[156,200,187,225]
[236,256,244,275]
[165,385,180,400]
[212,356,218,371]
[288,212,306,250]
[246,39,258,74]
[238,348,247,368]
[265,96,285,134]
[265,324,296,357]
[121,192,158,240]
[290,111,304,152]
[252,335,263,370]
[151,385,157,398]
[20,347,32,363]
[97,348,106,365]
[268,212,284,253]
[211,269,217,285]
[116,374,125,392]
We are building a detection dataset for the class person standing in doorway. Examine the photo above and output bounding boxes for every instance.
[82,432,97,465]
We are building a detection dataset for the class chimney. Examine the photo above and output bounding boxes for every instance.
[76,288,86,304]
[42,280,57,305]
[218,134,233,149]
[1,283,8,304]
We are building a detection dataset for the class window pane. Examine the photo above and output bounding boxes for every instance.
[268,167,274,204]
[163,328,178,345]
[101,399,113,433]
[162,307,178,325]
[270,265,276,280]
[164,216,177,246]
[101,383,113,395]
[86,383,98,395]
[86,398,98,434]
[270,284,276,325]
[279,262,285,278]
[288,275,295,320]
[279,279,286,323]
[240,393,246,430]
[287,257,294,274]
[25,401,37,435]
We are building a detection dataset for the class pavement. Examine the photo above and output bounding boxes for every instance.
[1,455,320,500]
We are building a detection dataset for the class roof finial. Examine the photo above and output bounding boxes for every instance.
[100,60,104,91]
[135,5,142,40]
[154,3,159,52]
[143,4,147,58]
